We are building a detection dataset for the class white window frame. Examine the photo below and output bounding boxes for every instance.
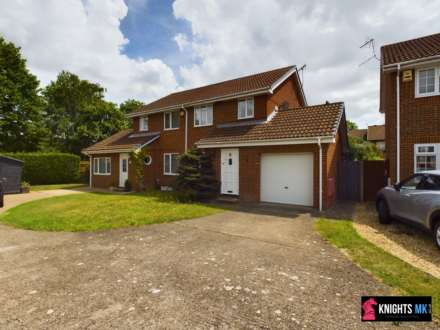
[139,116,149,131]
[194,104,213,127]
[93,157,111,175]
[164,111,179,130]
[163,153,179,176]
[415,67,439,98]
[414,143,438,173]
[237,97,254,120]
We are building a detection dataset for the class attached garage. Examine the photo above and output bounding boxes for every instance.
[260,153,313,206]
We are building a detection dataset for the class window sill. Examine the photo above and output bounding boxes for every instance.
[194,123,213,128]
[415,92,440,98]
[93,173,111,176]
[164,127,179,131]
[237,115,254,120]
[139,128,149,132]
[164,173,178,176]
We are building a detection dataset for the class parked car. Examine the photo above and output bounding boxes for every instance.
[376,171,440,250]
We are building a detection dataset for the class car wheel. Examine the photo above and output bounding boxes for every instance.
[434,222,440,250]
[377,199,392,224]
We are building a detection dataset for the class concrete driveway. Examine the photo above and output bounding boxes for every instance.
[0,205,427,329]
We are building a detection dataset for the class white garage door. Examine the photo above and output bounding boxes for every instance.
[260,153,313,206]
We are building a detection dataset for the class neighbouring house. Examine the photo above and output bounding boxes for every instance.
[83,66,348,210]
[381,33,440,183]
[348,125,385,153]
[348,128,367,140]
[367,125,385,152]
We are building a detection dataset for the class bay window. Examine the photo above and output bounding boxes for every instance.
[194,105,213,127]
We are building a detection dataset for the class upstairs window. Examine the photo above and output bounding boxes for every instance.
[164,111,179,130]
[139,116,149,131]
[238,97,254,119]
[416,67,438,97]
[194,105,213,127]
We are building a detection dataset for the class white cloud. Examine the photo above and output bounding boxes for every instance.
[0,0,178,104]
[173,0,440,127]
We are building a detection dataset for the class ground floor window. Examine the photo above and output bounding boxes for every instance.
[93,157,111,175]
[164,153,179,175]
[414,144,438,172]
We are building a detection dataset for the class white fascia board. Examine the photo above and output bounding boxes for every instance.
[83,148,136,155]
[382,55,440,71]
[196,136,335,148]
[268,66,297,94]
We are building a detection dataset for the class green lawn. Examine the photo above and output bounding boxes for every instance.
[31,183,87,191]
[0,192,223,231]
[315,219,440,319]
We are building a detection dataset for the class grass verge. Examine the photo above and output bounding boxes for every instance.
[31,183,87,191]
[0,191,223,232]
[315,218,439,319]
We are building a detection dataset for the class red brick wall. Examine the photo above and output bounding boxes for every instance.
[266,76,303,116]
[382,69,440,182]
[90,154,120,188]
[209,141,341,209]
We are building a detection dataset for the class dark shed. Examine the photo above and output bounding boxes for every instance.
[0,156,24,194]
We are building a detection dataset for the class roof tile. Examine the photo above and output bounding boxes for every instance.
[381,33,440,66]
[134,66,294,115]
[83,130,160,154]
[196,102,344,146]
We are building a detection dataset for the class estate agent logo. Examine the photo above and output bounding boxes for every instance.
[362,297,377,321]
[361,296,432,322]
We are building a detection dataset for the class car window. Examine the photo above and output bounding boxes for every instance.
[419,175,440,190]
[400,175,424,190]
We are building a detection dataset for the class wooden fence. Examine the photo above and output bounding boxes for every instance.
[337,160,387,202]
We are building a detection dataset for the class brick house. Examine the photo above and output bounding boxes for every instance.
[381,33,440,183]
[83,66,348,210]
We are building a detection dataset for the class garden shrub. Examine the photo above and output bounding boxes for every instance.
[1,152,80,184]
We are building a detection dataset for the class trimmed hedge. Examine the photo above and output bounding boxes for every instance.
[1,152,80,184]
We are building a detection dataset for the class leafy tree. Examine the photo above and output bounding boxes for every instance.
[175,148,219,201]
[42,71,127,155]
[120,99,143,115]
[348,136,383,161]
[0,36,46,151]
[347,120,358,131]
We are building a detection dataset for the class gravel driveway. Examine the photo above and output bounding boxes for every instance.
[0,204,431,329]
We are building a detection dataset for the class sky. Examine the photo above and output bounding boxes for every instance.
[1,0,439,127]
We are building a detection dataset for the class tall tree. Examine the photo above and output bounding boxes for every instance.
[42,71,127,155]
[119,99,144,115]
[347,120,358,131]
[0,36,46,151]
[119,99,143,128]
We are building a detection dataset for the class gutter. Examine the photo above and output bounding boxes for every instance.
[181,105,188,152]
[382,54,440,71]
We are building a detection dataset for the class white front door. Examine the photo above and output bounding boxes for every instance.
[260,153,313,206]
[221,149,239,195]
[119,153,129,187]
